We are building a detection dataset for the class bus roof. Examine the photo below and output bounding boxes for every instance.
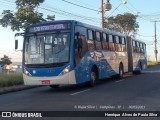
[26,20,145,44]
[27,20,125,36]
[132,38,146,44]
[74,20,126,37]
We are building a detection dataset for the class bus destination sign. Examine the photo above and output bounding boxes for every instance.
[29,24,69,33]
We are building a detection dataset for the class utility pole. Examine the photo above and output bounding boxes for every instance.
[101,0,104,28]
[151,21,160,64]
[154,21,158,64]
[100,0,111,28]
[100,1,127,28]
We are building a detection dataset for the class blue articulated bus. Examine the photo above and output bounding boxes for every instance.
[15,20,147,87]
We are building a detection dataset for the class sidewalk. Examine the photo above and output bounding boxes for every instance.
[0,85,39,95]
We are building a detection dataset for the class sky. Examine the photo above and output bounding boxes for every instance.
[0,0,160,62]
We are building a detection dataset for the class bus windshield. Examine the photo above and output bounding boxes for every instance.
[24,33,70,66]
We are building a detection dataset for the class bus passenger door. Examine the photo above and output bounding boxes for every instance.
[74,32,88,83]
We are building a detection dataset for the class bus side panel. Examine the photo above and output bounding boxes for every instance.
[114,52,129,73]
[74,51,118,84]
[93,51,114,79]
[101,51,118,77]
[74,52,92,84]
[133,54,147,71]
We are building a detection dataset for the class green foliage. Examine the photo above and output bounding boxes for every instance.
[105,13,139,36]
[0,55,12,66]
[0,73,23,88]
[46,15,55,21]
[0,0,54,31]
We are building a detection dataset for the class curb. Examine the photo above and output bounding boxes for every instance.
[0,85,40,95]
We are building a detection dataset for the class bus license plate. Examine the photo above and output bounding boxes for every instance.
[41,80,50,85]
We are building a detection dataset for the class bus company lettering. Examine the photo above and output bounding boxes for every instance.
[30,24,65,32]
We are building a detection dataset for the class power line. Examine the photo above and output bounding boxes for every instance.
[106,3,126,18]
[74,0,98,9]
[137,33,154,38]
[39,4,101,26]
[112,5,124,14]
[61,0,99,12]
[137,13,160,21]
[124,4,136,14]
[126,0,139,13]
[43,3,100,20]
[1,0,101,26]
[39,6,100,24]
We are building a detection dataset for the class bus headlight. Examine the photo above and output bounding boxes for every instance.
[59,66,70,75]
[23,68,32,76]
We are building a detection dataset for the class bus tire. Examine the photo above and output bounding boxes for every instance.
[138,62,142,74]
[118,64,124,79]
[133,62,142,75]
[49,85,60,89]
[89,67,98,87]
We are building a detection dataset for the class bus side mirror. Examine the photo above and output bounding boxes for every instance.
[15,40,18,50]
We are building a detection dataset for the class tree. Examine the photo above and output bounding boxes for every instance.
[0,55,12,67]
[105,13,139,36]
[46,15,55,21]
[0,0,55,31]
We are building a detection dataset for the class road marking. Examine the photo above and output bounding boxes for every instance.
[115,79,125,83]
[70,89,91,96]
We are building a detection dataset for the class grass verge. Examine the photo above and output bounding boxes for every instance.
[0,73,23,88]
[147,61,159,67]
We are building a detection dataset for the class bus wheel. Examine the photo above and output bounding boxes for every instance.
[49,85,59,89]
[118,64,124,79]
[133,62,142,75]
[137,62,142,74]
[89,68,97,87]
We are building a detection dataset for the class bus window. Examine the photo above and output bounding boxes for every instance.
[132,40,137,53]
[88,30,93,40]
[96,31,101,41]
[121,37,126,52]
[118,36,122,52]
[109,35,115,51]
[136,42,140,53]
[77,34,88,57]
[140,43,143,53]
[142,43,146,54]
[95,31,102,51]
[45,35,53,63]
[115,36,122,52]
[87,29,95,51]
[102,33,109,50]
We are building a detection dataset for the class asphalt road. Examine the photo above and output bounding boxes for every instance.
[0,65,160,120]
